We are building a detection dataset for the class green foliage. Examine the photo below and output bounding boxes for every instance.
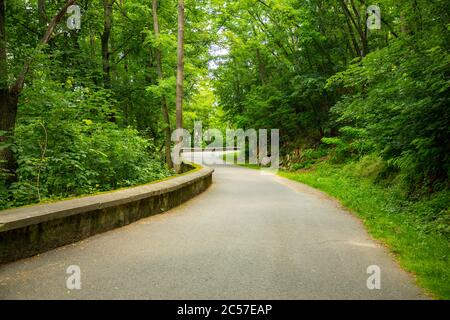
[1,72,173,210]
[1,0,216,210]
[0,0,447,300]
[212,0,449,195]
[291,147,328,170]
[327,37,450,192]
[321,127,374,163]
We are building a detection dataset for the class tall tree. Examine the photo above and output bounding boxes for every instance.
[0,0,11,174]
[101,0,113,88]
[176,0,184,135]
[338,0,367,57]
[175,0,184,172]
[0,0,77,180]
[152,0,173,168]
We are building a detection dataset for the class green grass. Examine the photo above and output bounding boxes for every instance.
[279,161,450,300]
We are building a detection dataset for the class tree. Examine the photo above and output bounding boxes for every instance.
[0,0,77,181]
[101,0,113,88]
[152,0,173,168]
[175,0,184,172]
[176,0,184,134]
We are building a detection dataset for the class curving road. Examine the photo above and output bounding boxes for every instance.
[0,152,426,299]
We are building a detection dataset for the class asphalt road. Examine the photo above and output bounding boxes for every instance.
[0,152,426,299]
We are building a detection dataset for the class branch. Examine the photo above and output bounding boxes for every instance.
[11,0,77,95]
[10,16,40,36]
[256,0,271,9]
[113,1,132,22]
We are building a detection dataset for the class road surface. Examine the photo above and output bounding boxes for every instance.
[0,152,426,299]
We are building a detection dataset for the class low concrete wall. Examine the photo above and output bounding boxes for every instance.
[182,147,240,152]
[0,165,214,264]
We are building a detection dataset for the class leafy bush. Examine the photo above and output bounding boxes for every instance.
[291,147,328,170]
[326,37,450,193]
[321,126,374,163]
[1,78,173,210]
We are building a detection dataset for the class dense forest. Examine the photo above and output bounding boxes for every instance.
[0,2,449,223]
[0,0,449,299]
[0,0,450,208]
[0,0,216,208]
[213,0,449,192]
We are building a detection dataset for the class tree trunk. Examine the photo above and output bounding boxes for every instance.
[349,0,367,57]
[175,0,184,172]
[0,90,19,180]
[339,0,366,57]
[152,0,173,168]
[400,12,407,34]
[101,0,113,88]
[38,0,47,25]
[0,0,17,179]
[176,0,184,134]
[256,48,266,85]
[0,0,6,91]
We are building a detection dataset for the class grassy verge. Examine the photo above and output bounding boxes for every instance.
[279,161,449,300]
